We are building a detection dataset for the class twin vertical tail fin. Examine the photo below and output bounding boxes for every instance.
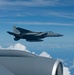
[7,25,20,41]
[13,25,20,34]
[7,25,20,35]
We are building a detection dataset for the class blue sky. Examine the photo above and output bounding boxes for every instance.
[0,0,74,75]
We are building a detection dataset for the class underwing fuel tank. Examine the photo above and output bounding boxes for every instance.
[0,50,63,75]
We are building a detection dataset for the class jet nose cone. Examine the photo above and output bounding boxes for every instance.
[57,34,64,37]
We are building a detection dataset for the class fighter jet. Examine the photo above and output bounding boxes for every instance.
[7,26,63,42]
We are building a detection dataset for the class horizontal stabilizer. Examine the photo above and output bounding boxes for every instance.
[7,31,15,35]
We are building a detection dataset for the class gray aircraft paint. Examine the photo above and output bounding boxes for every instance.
[7,26,63,42]
[0,50,63,75]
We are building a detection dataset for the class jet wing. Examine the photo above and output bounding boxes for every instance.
[22,32,47,37]
[35,32,47,36]
[16,27,32,33]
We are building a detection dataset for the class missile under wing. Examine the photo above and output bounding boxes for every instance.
[7,26,63,42]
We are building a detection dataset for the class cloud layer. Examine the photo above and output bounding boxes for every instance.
[69,60,74,70]
[7,43,30,52]
[63,67,71,75]
[0,0,74,27]
[0,0,60,7]
[0,0,74,7]
[2,21,74,26]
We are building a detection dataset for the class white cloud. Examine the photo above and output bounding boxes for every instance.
[0,43,30,53]
[0,43,71,75]
[2,21,74,26]
[69,60,74,70]
[0,0,59,7]
[7,43,26,50]
[39,51,52,58]
[63,67,71,75]
[46,11,74,19]
[0,0,73,7]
